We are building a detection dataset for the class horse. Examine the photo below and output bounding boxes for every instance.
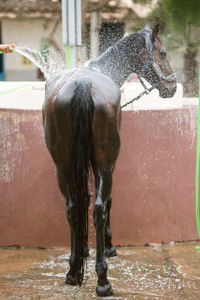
[42,24,177,297]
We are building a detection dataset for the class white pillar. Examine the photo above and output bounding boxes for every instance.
[90,11,100,60]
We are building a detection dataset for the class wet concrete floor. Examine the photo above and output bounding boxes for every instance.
[0,242,200,299]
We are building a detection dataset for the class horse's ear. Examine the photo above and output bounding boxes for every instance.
[152,24,159,42]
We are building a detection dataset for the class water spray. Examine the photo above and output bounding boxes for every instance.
[0,40,200,252]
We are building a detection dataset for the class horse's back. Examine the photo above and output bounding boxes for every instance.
[43,68,121,168]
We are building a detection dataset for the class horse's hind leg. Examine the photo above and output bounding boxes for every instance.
[57,165,82,285]
[105,195,117,257]
[93,169,114,297]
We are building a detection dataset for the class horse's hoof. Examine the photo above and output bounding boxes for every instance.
[105,246,117,258]
[65,273,78,286]
[96,283,114,297]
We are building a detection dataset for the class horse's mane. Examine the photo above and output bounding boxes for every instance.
[45,28,149,94]
[90,30,146,64]
[87,29,147,87]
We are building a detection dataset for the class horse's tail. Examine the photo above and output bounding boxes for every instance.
[70,78,94,286]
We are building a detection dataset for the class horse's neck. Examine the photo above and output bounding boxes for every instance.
[87,33,143,87]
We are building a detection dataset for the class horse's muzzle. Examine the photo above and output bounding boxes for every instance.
[151,62,177,98]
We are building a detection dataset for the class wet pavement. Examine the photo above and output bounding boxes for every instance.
[0,242,200,300]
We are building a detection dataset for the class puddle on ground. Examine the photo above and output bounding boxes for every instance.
[0,242,200,299]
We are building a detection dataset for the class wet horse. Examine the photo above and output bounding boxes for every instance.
[42,24,176,296]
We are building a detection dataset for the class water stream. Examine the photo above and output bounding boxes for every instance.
[15,47,66,79]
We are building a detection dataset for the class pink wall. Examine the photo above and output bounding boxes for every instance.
[0,108,199,247]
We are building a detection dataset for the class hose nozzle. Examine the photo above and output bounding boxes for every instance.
[0,47,16,54]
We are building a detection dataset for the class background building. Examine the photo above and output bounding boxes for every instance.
[0,0,199,93]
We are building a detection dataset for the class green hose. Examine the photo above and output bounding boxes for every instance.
[0,84,32,96]
[195,66,200,250]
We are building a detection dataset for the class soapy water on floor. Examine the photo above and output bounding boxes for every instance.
[0,242,200,299]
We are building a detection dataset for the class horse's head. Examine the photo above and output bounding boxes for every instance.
[137,24,177,98]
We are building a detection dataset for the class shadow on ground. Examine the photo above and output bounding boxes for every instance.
[0,242,200,299]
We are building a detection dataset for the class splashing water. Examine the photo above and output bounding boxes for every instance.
[15,47,66,80]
